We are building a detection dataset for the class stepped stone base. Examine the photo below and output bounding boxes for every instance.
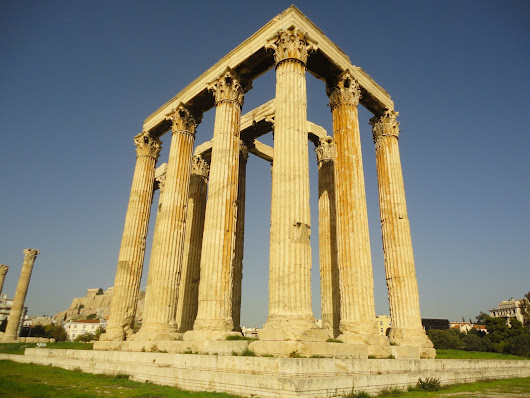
[2,348,530,398]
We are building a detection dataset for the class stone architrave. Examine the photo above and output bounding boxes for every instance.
[315,137,340,338]
[327,72,382,344]
[232,141,249,332]
[103,132,161,341]
[0,265,8,295]
[260,28,326,341]
[186,69,247,340]
[370,110,434,357]
[3,249,39,341]
[176,155,209,333]
[135,105,198,341]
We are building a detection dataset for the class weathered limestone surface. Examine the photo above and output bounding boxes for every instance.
[261,28,326,342]
[135,106,198,341]
[186,70,247,339]
[231,141,249,332]
[176,156,209,333]
[103,132,161,341]
[6,349,530,398]
[0,265,8,295]
[315,137,340,338]
[370,110,434,358]
[3,249,39,341]
[328,72,382,345]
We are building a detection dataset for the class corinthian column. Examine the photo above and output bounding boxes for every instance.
[135,105,198,341]
[3,249,39,341]
[103,132,161,341]
[370,110,434,357]
[185,69,247,340]
[260,28,326,341]
[176,155,209,333]
[327,72,382,344]
[0,265,8,295]
[232,141,249,332]
[315,137,340,338]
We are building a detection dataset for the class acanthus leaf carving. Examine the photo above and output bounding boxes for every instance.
[208,69,248,108]
[327,71,361,109]
[369,109,400,144]
[315,136,334,165]
[166,104,198,137]
[134,131,162,159]
[191,155,209,180]
[266,27,317,66]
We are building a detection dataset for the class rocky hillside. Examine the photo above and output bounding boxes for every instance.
[54,289,145,322]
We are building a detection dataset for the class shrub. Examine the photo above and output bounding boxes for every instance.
[74,332,95,342]
[506,334,530,357]
[427,329,463,350]
[416,377,441,391]
[240,348,256,357]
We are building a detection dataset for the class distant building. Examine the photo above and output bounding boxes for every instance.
[376,315,391,336]
[241,326,258,338]
[490,298,525,323]
[0,294,27,336]
[450,322,487,333]
[65,319,102,341]
[421,318,450,331]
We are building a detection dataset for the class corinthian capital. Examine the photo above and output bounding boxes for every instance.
[327,71,361,109]
[239,140,250,160]
[134,131,162,159]
[266,27,317,66]
[191,155,209,180]
[369,109,400,143]
[315,136,334,164]
[0,265,8,275]
[166,105,198,137]
[208,69,248,108]
[23,249,40,261]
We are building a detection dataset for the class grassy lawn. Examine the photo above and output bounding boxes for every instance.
[0,360,242,397]
[435,349,528,360]
[0,342,93,355]
[374,377,530,397]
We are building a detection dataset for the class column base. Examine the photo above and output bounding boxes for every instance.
[388,327,435,358]
[99,328,125,342]
[338,320,389,345]
[259,317,328,342]
[131,323,181,342]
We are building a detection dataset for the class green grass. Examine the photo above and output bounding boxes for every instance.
[0,342,93,355]
[0,360,243,397]
[435,349,528,360]
[375,377,530,397]
[225,335,257,341]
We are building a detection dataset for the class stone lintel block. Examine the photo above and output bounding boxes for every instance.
[182,330,241,342]
[302,342,368,358]
[204,340,250,355]
[248,340,303,357]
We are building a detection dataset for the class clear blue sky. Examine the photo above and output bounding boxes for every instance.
[1,1,528,327]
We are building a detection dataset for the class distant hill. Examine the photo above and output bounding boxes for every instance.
[54,288,145,322]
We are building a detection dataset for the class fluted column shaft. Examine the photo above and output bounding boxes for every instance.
[137,106,197,339]
[104,132,161,341]
[3,249,39,341]
[371,110,425,335]
[0,265,8,295]
[328,73,380,343]
[176,156,209,332]
[191,70,245,334]
[262,28,325,341]
[315,138,340,338]
[232,142,249,332]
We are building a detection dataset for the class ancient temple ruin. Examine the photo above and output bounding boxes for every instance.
[97,6,434,359]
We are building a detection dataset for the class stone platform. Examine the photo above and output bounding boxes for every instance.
[1,348,529,397]
[94,339,431,359]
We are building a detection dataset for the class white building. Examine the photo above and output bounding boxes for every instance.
[490,298,525,324]
[65,319,102,341]
[376,315,392,336]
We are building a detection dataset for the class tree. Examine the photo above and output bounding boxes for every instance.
[44,324,67,341]
[74,332,95,342]
[475,311,489,324]
[427,329,463,350]
[94,326,105,341]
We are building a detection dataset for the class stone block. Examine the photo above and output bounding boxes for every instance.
[205,340,249,355]
[301,342,368,358]
[249,340,303,357]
